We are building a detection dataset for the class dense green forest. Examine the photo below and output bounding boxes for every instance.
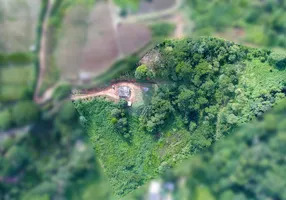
[179,98,286,200]
[127,98,286,200]
[74,37,286,197]
[187,0,286,49]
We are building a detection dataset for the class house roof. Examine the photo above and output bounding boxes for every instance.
[118,86,131,97]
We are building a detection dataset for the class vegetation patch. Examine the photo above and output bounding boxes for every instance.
[74,37,286,197]
[187,0,286,48]
[0,65,35,102]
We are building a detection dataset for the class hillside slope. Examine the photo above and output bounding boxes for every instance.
[74,37,286,197]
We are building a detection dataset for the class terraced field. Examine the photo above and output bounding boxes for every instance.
[56,1,151,82]
[0,0,40,53]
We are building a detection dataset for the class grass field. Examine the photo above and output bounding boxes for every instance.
[55,3,91,81]
[0,65,35,101]
[0,0,40,53]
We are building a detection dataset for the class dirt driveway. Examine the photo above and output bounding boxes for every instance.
[71,82,145,103]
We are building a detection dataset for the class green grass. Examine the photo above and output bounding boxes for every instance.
[113,0,139,11]
[0,65,35,101]
[75,99,154,196]
[0,65,35,84]
[0,85,30,102]
[74,98,195,197]
[242,59,286,98]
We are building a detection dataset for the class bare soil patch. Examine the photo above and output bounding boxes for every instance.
[55,5,90,81]
[56,1,151,82]
[118,23,152,56]
[79,2,120,78]
[71,82,150,104]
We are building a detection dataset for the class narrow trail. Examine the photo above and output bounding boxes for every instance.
[34,0,54,104]
[172,13,185,39]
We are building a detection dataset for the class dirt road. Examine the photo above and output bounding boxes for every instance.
[71,82,143,103]
[34,0,54,104]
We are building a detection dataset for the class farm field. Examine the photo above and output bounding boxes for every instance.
[118,23,151,56]
[74,38,286,197]
[55,1,152,83]
[57,2,151,80]
[55,3,91,81]
[0,0,40,53]
[79,1,120,79]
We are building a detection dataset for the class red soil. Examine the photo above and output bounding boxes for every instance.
[71,82,143,103]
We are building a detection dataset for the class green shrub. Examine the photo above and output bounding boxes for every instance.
[11,101,40,126]
[0,109,12,131]
[0,52,34,65]
[58,102,76,122]
[52,84,71,101]
[135,64,148,79]
[150,23,176,37]
[269,52,286,69]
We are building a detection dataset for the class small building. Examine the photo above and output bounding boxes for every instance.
[118,86,131,98]
[127,101,132,107]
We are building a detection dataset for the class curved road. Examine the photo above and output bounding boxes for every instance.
[34,0,55,104]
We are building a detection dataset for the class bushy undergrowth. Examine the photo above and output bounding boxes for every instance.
[75,37,286,197]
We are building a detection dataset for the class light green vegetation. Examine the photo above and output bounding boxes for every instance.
[129,99,286,200]
[0,109,12,130]
[91,56,140,86]
[113,0,140,11]
[74,98,190,196]
[74,37,286,197]
[0,101,39,130]
[0,65,35,102]
[170,99,286,200]
[187,0,286,48]
[150,22,176,38]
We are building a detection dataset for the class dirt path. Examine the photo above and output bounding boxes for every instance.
[71,82,143,103]
[34,0,54,104]
[172,13,185,39]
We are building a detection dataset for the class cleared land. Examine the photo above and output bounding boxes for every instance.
[55,5,90,81]
[118,23,151,55]
[71,82,149,105]
[79,2,120,79]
